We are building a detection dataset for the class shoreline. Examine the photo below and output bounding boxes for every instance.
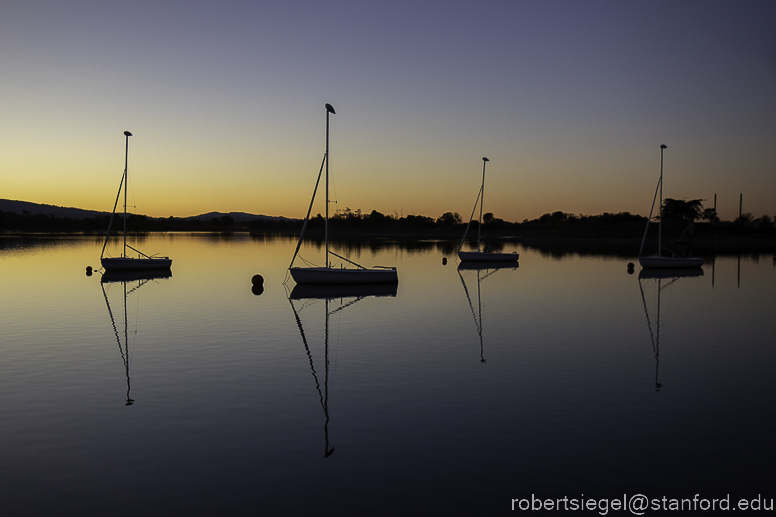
[2,229,774,255]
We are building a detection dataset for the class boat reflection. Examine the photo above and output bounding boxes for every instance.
[290,282,397,300]
[100,269,171,405]
[637,268,703,280]
[457,260,521,271]
[101,269,172,283]
[288,283,396,457]
[637,268,704,391]
[457,261,518,362]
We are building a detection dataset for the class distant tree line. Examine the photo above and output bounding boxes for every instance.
[2,198,774,238]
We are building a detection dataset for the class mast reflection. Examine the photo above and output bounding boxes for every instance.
[637,268,703,391]
[288,283,397,457]
[457,261,518,363]
[100,269,172,405]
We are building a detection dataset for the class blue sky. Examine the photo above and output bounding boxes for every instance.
[2,0,774,221]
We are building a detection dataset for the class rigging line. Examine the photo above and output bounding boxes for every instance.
[322,298,334,457]
[101,170,125,259]
[458,270,483,336]
[638,277,657,358]
[639,176,662,257]
[656,279,662,365]
[479,268,502,281]
[287,297,326,411]
[298,255,322,268]
[327,295,367,315]
[130,280,142,354]
[328,250,367,269]
[328,152,338,210]
[330,304,342,400]
[127,172,138,212]
[101,283,127,371]
[477,270,486,363]
[121,280,130,382]
[663,278,674,329]
[458,186,483,254]
[288,153,327,273]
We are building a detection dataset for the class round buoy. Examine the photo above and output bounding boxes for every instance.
[251,274,264,286]
[627,262,634,269]
[86,265,93,276]
[251,284,264,296]
[442,257,448,265]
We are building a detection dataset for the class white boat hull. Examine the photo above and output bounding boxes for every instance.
[101,257,173,271]
[290,266,398,285]
[458,251,519,262]
[638,256,703,269]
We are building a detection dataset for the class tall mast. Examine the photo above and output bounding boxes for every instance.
[658,144,666,257]
[476,157,489,251]
[324,104,335,268]
[123,131,132,258]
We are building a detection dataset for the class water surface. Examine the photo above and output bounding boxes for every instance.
[1,234,774,515]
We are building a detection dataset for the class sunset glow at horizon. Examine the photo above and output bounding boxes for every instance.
[2,1,774,223]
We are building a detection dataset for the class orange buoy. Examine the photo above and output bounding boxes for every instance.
[251,274,264,286]
[251,284,264,296]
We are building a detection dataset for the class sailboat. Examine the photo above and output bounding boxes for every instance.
[288,104,398,284]
[638,144,703,269]
[100,131,172,272]
[457,157,519,262]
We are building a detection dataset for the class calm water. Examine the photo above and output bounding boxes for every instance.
[1,233,774,515]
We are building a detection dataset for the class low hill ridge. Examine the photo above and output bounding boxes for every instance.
[0,199,294,222]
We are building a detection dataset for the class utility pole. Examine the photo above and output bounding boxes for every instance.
[713,193,717,226]
[739,193,743,220]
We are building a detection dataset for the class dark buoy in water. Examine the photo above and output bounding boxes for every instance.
[251,284,264,296]
[251,274,264,286]
[86,266,93,276]
[442,257,448,265]
[627,262,635,275]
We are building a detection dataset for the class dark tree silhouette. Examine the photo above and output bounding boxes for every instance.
[661,198,703,223]
[436,212,462,225]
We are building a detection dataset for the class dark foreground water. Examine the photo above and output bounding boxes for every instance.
[1,233,774,515]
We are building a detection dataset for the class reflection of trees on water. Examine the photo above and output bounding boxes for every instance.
[295,237,461,256]
[522,240,643,260]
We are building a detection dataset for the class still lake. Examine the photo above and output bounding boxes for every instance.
[1,233,774,515]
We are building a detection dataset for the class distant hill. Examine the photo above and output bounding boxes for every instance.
[185,211,296,223]
[0,199,108,219]
[0,199,297,223]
